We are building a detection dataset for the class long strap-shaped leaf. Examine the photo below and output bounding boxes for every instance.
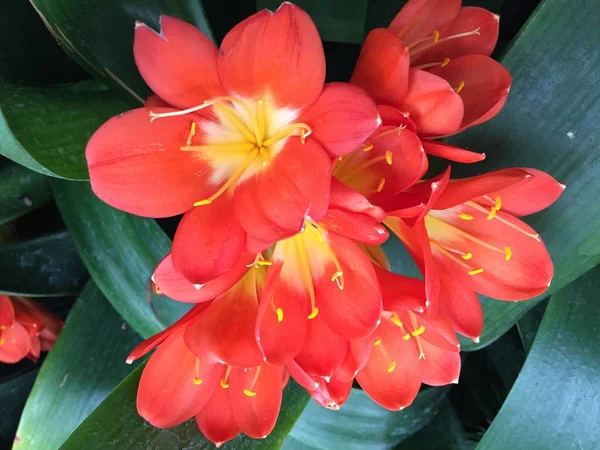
[53,180,191,338]
[59,364,309,450]
[0,162,52,225]
[476,265,600,449]
[14,282,142,450]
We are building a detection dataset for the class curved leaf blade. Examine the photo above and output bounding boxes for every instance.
[60,364,309,450]
[0,162,52,225]
[0,230,87,297]
[476,266,600,449]
[52,179,190,337]
[14,282,141,450]
[0,369,38,448]
[0,81,129,180]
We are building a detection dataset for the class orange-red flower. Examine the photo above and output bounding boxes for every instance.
[348,0,511,194]
[0,295,62,363]
[383,167,565,339]
[86,5,380,285]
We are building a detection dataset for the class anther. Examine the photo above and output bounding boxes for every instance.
[193,377,203,385]
[186,121,196,146]
[411,326,426,337]
[459,213,474,220]
[462,253,473,260]
[390,314,403,328]
[455,81,465,94]
[402,333,411,341]
[220,366,232,389]
[441,57,451,67]
[0,337,5,346]
[377,178,386,192]
[220,379,230,389]
[468,268,484,276]
[387,360,397,373]
[193,358,203,385]
[308,308,319,320]
[331,271,344,290]
[363,144,374,152]
[276,307,284,323]
[432,30,440,42]
[495,196,502,210]
[487,208,498,220]
[374,338,382,346]
[385,150,393,165]
[504,246,512,261]
[243,389,257,397]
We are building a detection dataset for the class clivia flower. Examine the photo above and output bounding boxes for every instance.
[383,167,565,339]
[0,295,62,364]
[86,4,380,285]
[349,0,511,189]
[127,303,286,446]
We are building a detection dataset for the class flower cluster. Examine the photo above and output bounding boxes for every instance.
[0,295,62,364]
[86,0,564,446]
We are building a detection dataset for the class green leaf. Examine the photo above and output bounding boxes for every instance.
[52,179,191,338]
[0,162,52,225]
[0,230,87,297]
[0,368,38,448]
[13,282,141,450]
[257,0,367,44]
[516,300,548,354]
[288,387,448,450]
[60,364,309,450]
[0,80,129,180]
[29,0,213,101]
[476,265,600,449]
[437,0,600,350]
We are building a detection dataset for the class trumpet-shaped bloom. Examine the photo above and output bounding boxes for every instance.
[0,295,62,363]
[349,0,511,191]
[128,306,284,446]
[383,167,565,339]
[86,6,379,285]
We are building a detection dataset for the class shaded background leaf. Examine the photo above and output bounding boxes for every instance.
[0,162,52,225]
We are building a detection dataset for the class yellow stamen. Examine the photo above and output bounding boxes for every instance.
[455,81,466,94]
[243,367,261,397]
[363,144,374,152]
[220,365,232,389]
[466,201,541,241]
[410,28,481,56]
[390,314,403,328]
[337,154,390,183]
[307,307,319,320]
[387,360,397,373]
[0,337,5,346]
[276,307,284,323]
[504,246,512,261]
[430,241,473,270]
[441,57,451,67]
[193,148,259,207]
[180,142,256,152]
[193,377,203,385]
[374,338,382,346]
[331,270,344,290]
[243,389,257,397]
[295,235,319,319]
[427,215,505,253]
[411,325,426,337]
[402,333,411,341]
[385,150,393,165]
[262,123,312,147]
[462,252,473,260]
[192,358,203,385]
[186,121,196,146]
[459,213,474,220]
[257,260,272,266]
[377,178,386,192]
[468,268,484,276]
[487,207,498,220]
[213,103,257,144]
[413,57,452,70]
[255,100,265,146]
[220,379,230,389]
[495,196,502,210]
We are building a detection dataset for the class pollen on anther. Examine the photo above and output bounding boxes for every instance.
[432,30,440,42]
[374,338,382,346]
[411,325,425,336]
[462,253,473,260]
[390,315,403,328]
[307,307,319,320]
[487,208,497,220]
[243,389,257,397]
[385,150,393,165]
[402,333,411,341]
[468,268,484,276]
[459,213,473,220]
[387,360,397,373]
[441,57,451,67]
[456,81,465,94]
[194,199,213,207]
[504,246,512,261]
[377,178,386,192]
[495,196,502,210]
[363,144,374,152]
[276,307,284,323]
[220,379,230,389]
[193,377,203,385]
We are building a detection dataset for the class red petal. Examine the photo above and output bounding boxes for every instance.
[184,274,264,367]
[351,28,410,107]
[314,233,382,339]
[127,303,210,364]
[422,139,485,163]
[195,383,241,446]
[428,205,553,300]
[153,253,252,303]
[0,295,15,328]
[433,168,531,210]
[134,16,224,109]
[412,7,499,66]
[285,359,321,391]
[438,270,483,340]
[28,335,41,360]
[429,55,511,131]
[356,319,421,410]
[400,310,460,352]
[300,82,380,158]
[172,196,246,284]
[319,209,389,245]
[137,328,221,428]
[389,0,461,43]
[310,373,353,410]
[86,107,215,218]
[377,105,418,132]
[400,69,463,137]
[229,364,283,439]
[477,168,565,217]
[419,339,461,386]
[329,178,387,223]
[144,94,168,108]
[294,313,348,378]
[256,262,309,364]
[0,322,31,363]
[218,4,324,111]
[234,138,331,246]
[374,265,427,312]
[336,336,374,382]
